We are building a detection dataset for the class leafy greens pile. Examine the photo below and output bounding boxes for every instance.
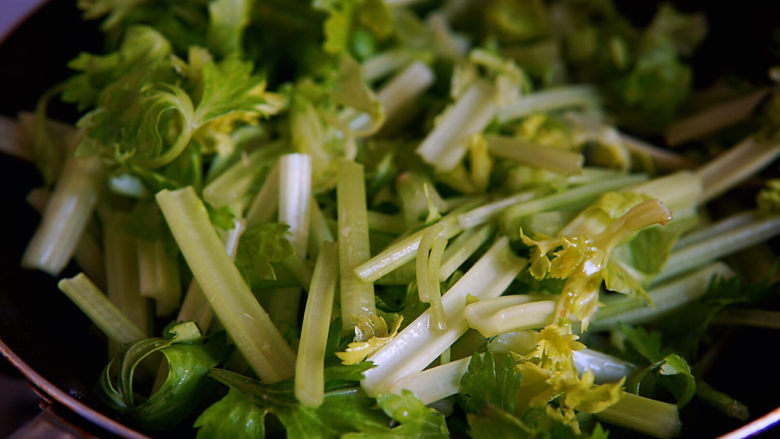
[4,0,780,437]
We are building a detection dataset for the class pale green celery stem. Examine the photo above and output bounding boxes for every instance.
[697,136,780,203]
[103,215,152,338]
[244,162,280,226]
[156,187,295,383]
[361,238,526,395]
[498,86,598,123]
[457,189,540,230]
[655,215,780,283]
[295,241,338,407]
[416,80,496,172]
[397,171,447,229]
[564,113,697,171]
[278,153,312,257]
[308,197,334,260]
[138,125,194,169]
[203,145,280,208]
[362,49,416,83]
[674,211,755,250]
[25,188,106,288]
[22,155,104,275]
[354,217,461,283]
[463,296,556,337]
[0,115,33,161]
[389,357,471,405]
[137,238,181,317]
[367,211,405,234]
[416,225,447,330]
[427,232,448,329]
[666,88,770,146]
[176,218,245,332]
[58,273,145,344]
[281,255,313,291]
[496,174,648,231]
[592,262,735,330]
[374,61,434,132]
[696,379,750,421]
[439,224,494,280]
[108,174,149,199]
[712,308,780,329]
[596,392,681,439]
[337,159,376,329]
[265,154,313,330]
[485,135,584,176]
[624,170,702,216]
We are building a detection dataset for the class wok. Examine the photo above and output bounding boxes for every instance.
[1,1,780,438]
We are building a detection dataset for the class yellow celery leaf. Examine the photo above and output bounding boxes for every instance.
[335,315,403,365]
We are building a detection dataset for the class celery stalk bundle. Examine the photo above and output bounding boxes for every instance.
[7,1,780,438]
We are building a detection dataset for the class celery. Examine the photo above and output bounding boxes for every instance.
[22,155,105,275]
[156,187,295,383]
[697,136,780,203]
[485,134,584,176]
[203,144,281,209]
[596,392,681,439]
[361,237,527,395]
[498,85,598,123]
[295,241,338,407]
[58,273,145,344]
[137,237,181,317]
[337,159,376,328]
[439,224,494,281]
[244,162,280,226]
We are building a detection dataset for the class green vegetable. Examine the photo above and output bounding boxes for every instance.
[10,0,780,437]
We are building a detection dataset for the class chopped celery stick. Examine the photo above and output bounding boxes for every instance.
[22,155,104,275]
[362,237,526,395]
[137,237,181,317]
[457,189,539,230]
[674,211,755,250]
[389,357,471,405]
[655,215,780,283]
[177,218,244,332]
[295,241,338,407]
[367,211,406,234]
[498,85,598,123]
[58,273,145,344]
[372,61,435,132]
[244,162,280,226]
[203,142,282,208]
[103,213,152,338]
[593,262,735,330]
[596,392,681,439]
[439,224,494,281]
[489,174,648,231]
[697,136,780,203]
[308,197,334,260]
[156,187,295,383]
[464,296,556,337]
[416,80,497,172]
[278,153,312,257]
[337,159,376,328]
[485,134,584,176]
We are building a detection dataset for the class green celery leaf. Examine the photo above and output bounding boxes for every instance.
[194,388,268,439]
[458,352,523,415]
[200,368,389,439]
[343,390,449,438]
[620,324,696,406]
[99,322,231,430]
[235,222,295,283]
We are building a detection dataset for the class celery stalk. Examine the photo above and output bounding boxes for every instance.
[498,85,598,123]
[337,159,376,329]
[103,213,152,338]
[295,241,338,407]
[22,155,104,275]
[361,237,526,395]
[177,218,244,332]
[416,80,497,172]
[58,273,145,344]
[203,144,281,208]
[485,134,584,176]
[244,162,280,226]
[156,187,295,383]
[439,224,494,281]
[137,237,181,317]
[697,136,780,203]
[596,392,681,439]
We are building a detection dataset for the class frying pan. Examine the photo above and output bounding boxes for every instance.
[1,1,780,438]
